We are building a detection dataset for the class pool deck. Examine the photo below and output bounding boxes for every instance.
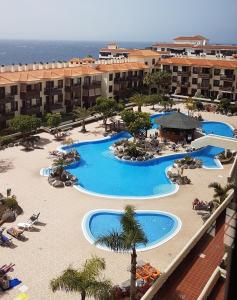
[0,104,236,299]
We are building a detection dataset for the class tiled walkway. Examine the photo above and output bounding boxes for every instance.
[153,212,226,300]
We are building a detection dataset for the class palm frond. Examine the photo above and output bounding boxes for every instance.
[83,256,106,279]
[95,230,127,252]
[87,279,113,300]
[50,268,81,293]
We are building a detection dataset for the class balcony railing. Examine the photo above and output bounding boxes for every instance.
[44,102,64,111]
[0,94,15,103]
[220,75,235,81]
[220,85,233,92]
[177,71,191,76]
[21,105,41,115]
[198,73,212,79]
[65,84,81,93]
[0,111,15,121]
[83,81,101,89]
[20,89,41,99]
[44,87,63,95]
[197,83,212,89]
[178,82,190,88]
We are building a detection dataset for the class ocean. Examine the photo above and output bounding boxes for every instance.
[0,40,150,65]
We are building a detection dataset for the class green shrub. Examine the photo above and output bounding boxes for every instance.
[0,136,14,146]
[3,195,18,210]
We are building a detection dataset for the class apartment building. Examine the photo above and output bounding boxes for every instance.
[156,57,237,101]
[0,65,102,129]
[152,35,237,57]
[96,62,149,100]
[99,43,130,60]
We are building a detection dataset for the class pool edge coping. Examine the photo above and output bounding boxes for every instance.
[81,209,182,252]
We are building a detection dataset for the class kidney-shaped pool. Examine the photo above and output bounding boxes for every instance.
[82,209,182,251]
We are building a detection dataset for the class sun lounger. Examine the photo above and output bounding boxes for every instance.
[29,212,40,222]
[17,219,36,230]
[7,227,25,239]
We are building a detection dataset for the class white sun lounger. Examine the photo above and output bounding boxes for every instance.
[17,220,36,230]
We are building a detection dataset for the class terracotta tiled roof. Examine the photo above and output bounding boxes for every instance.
[158,57,237,69]
[196,44,237,50]
[100,48,130,53]
[174,35,208,41]
[152,43,194,48]
[0,66,102,85]
[128,49,162,57]
[96,62,149,72]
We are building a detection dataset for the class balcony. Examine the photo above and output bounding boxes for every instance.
[114,77,127,83]
[20,89,41,99]
[44,87,63,95]
[177,71,191,76]
[0,111,15,121]
[44,102,64,112]
[83,81,101,89]
[198,73,212,79]
[65,98,81,106]
[21,105,41,115]
[198,83,212,90]
[65,84,81,93]
[0,94,15,103]
[220,85,233,92]
[220,75,235,81]
[178,82,190,88]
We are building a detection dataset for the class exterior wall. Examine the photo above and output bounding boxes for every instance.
[159,62,237,101]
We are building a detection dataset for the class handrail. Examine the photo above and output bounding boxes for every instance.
[141,191,234,300]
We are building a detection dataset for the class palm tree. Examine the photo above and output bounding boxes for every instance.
[73,107,91,133]
[185,97,196,116]
[153,70,171,95]
[143,73,155,95]
[130,93,145,112]
[208,182,234,207]
[52,157,70,179]
[95,205,148,300]
[50,256,113,300]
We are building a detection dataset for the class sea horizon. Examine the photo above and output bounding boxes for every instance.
[0,39,151,65]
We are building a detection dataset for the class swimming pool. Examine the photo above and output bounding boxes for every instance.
[48,113,234,199]
[82,209,182,251]
[61,132,223,198]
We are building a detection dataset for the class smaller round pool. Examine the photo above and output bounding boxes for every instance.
[201,121,234,138]
[82,209,182,251]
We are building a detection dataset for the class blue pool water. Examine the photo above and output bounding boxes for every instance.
[201,121,234,138]
[83,210,181,250]
[56,115,235,198]
[63,132,223,198]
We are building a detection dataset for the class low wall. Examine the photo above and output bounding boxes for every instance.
[141,191,234,300]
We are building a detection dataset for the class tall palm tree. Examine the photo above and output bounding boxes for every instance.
[143,73,155,95]
[50,256,113,300]
[73,107,91,133]
[130,93,145,112]
[208,182,234,207]
[95,205,148,300]
[153,70,171,95]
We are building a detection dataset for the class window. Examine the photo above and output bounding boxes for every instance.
[109,74,113,81]
[214,69,220,76]
[58,80,63,88]
[152,59,155,65]
[109,85,113,93]
[58,94,63,102]
[172,76,177,82]
[173,66,178,72]
[193,67,199,74]
[192,78,198,84]
[145,62,148,65]
[213,80,219,87]
[11,85,18,96]
[0,87,5,98]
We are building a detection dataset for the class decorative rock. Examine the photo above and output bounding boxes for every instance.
[65,181,73,186]
[52,180,64,188]
[1,209,16,223]
[137,157,144,161]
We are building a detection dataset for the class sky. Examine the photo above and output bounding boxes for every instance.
[0,0,236,43]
